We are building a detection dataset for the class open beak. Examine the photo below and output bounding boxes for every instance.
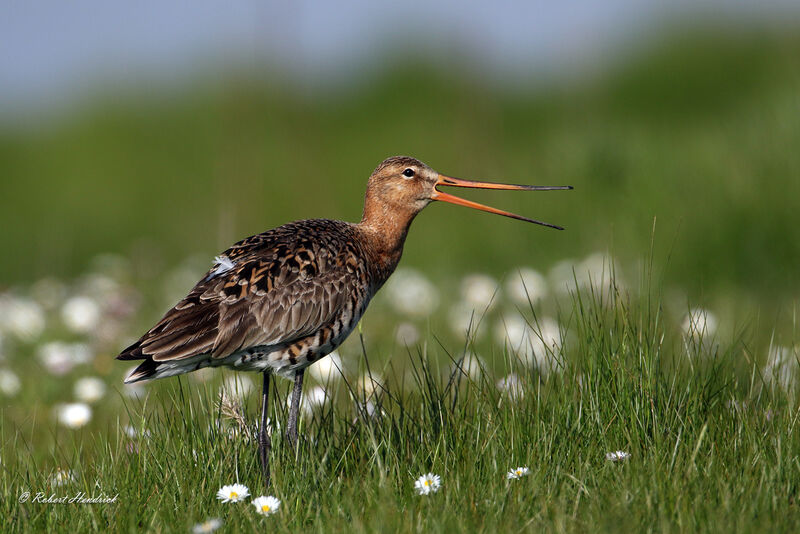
[433,174,573,230]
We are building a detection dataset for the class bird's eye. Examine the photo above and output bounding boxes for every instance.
[402,168,415,178]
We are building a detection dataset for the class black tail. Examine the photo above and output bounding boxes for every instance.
[123,358,160,383]
[117,338,158,383]
[117,339,145,361]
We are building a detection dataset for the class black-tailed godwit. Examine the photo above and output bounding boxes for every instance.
[117,156,571,486]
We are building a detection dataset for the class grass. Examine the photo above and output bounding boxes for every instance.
[3,272,799,533]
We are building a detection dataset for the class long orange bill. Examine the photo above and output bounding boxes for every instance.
[433,174,573,230]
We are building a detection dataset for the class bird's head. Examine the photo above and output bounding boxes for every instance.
[362,155,572,230]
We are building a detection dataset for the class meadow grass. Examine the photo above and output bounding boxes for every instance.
[4,273,799,533]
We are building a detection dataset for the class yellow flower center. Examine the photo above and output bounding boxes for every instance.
[230,492,238,499]
[424,480,430,486]
[262,505,271,512]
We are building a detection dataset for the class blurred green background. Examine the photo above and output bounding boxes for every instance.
[3,26,800,318]
[0,1,800,348]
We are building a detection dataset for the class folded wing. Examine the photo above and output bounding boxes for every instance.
[118,220,362,382]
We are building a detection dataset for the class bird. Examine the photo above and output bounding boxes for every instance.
[117,155,571,487]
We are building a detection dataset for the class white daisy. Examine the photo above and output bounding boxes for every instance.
[605,450,631,462]
[460,273,499,310]
[0,369,21,396]
[362,400,384,418]
[0,295,45,341]
[37,342,94,376]
[548,259,578,294]
[286,385,328,416]
[494,315,528,352]
[192,517,222,533]
[37,342,76,376]
[308,351,343,383]
[61,295,101,334]
[220,374,255,402]
[495,316,561,373]
[216,483,250,503]
[496,373,524,400]
[764,345,798,391]
[506,466,530,480]
[49,468,75,487]
[447,301,487,339]
[68,343,94,364]
[506,267,548,305]
[251,495,280,516]
[123,424,152,440]
[383,268,439,318]
[74,377,106,403]
[577,252,619,292]
[394,322,420,345]
[414,473,441,495]
[56,402,92,428]
[357,373,383,397]
[682,308,718,340]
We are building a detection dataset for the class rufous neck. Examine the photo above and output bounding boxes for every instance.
[358,195,419,281]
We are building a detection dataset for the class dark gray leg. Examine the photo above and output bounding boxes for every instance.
[258,371,271,487]
[286,369,305,451]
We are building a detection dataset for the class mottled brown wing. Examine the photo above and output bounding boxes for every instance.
[118,221,361,366]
